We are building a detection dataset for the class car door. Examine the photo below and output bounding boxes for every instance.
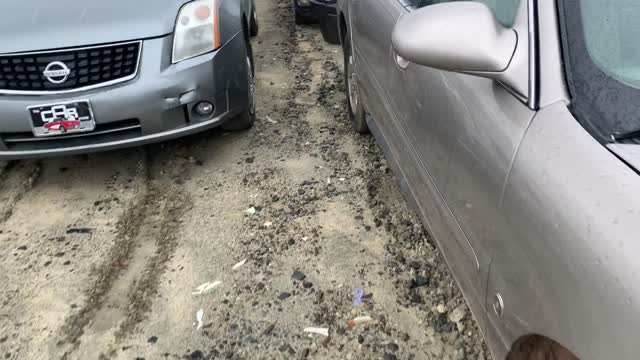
[386,0,534,329]
[349,0,404,123]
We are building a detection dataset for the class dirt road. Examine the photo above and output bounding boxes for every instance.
[0,1,490,359]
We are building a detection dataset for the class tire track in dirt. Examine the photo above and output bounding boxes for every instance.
[55,154,152,358]
[56,145,193,359]
[0,160,41,224]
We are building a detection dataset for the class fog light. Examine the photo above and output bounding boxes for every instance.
[195,101,214,116]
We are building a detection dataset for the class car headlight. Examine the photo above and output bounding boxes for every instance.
[172,0,220,63]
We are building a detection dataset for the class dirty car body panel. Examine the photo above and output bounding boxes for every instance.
[338,0,640,358]
[0,0,257,159]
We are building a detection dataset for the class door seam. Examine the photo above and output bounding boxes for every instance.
[499,111,537,208]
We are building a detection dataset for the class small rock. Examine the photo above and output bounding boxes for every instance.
[245,157,255,163]
[449,306,467,324]
[66,228,93,234]
[17,246,27,251]
[436,304,448,314]
[386,343,399,352]
[256,282,265,291]
[283,343,297,355]
[287,238,295,245]
[357,335,365,344]
[412,275,429,288]
[147,336,158,344]
[0,336,6,343]
[278,292,291,300]
[409,291,423,304]
[302,281,313,289]
[189,350,204,360]
[300,348,310,359]
[263,323,275,335]
[383,353,397,360]
[291,271,306,281]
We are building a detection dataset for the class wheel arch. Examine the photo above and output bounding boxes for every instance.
[506,334,579,360]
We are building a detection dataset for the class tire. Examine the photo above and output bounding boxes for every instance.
[223,35,256,131]
[343,34,369,133]
[293,1,314,25]
[250,5,259,37]
[294,12,313,25]
[59,126,67,134]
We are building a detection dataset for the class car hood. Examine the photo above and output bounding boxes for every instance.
[0,0,189,54]
[608,144,640,173]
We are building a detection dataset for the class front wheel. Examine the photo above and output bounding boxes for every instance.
[250,6,259,36]
[343,35,369,134]
[223,37,256,131]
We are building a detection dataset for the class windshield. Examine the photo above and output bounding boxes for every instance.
[559,0,640,143]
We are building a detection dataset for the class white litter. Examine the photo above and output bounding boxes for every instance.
[265,116,278,124]
[303,327,329,337]
[263,221,273,228]
[192,281,222,295]
[327,178,331,184]
[195,309,204,330]
[244,207,256,215]
[232,258,247,270]
[339,178,346,182]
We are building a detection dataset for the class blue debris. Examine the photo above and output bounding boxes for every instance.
[352,288,365,307]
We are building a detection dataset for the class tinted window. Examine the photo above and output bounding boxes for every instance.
[412,0,521,27]
[559,0,640,143]
[581,1,640,89]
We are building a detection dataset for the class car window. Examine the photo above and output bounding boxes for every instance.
[581,1,640,89]
[411,0,521,28]
[558,0,640,143]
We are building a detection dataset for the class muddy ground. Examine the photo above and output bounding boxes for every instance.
[0,1,490,359]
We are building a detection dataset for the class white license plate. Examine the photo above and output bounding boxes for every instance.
[28,100,96,137]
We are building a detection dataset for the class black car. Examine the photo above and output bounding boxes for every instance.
[292,0,339,44]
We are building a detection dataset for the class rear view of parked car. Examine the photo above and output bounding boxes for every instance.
[337,0,640,358]
[0,0,258,159]
[292,0,339,44]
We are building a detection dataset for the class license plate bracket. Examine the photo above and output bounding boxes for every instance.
[28,100,96,137]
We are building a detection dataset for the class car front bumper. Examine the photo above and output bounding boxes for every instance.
[294,0,315,18]
[310,0,339,44]
[0,31,250,159]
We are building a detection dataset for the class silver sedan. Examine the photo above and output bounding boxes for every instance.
[0,0,258,159]
[337,0,640,359]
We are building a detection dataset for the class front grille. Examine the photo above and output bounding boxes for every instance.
[0,41,141,93]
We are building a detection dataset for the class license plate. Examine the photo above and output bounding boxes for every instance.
[28,100,95,137]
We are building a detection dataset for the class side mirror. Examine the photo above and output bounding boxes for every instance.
[392,2,521,87]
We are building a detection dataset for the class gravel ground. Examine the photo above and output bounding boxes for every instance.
[0,0,490,359]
